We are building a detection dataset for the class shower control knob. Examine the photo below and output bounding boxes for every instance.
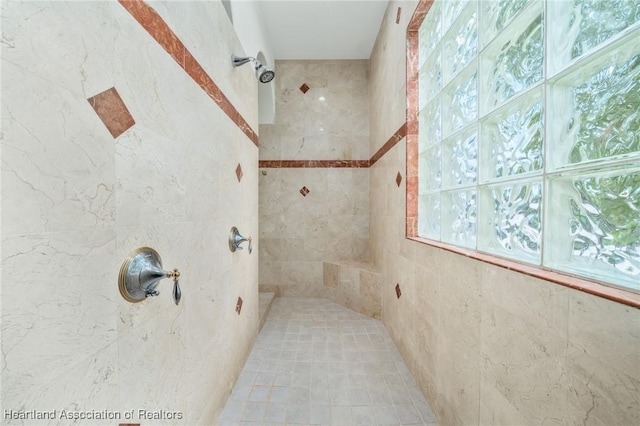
[118,247,183,305]
[170,268,181,305]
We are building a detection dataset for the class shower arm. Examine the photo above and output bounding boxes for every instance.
[231,55,255,68]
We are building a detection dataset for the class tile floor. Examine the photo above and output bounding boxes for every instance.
[219,298,439,425]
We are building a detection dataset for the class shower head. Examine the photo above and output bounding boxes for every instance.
[231,55,275,84]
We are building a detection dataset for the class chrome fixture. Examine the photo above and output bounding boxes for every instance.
[119,247,182,305]
[231,55,275,83]
[229,226,252,254]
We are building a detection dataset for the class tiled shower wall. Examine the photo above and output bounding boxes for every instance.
[2,2,258,424]
[259,60,370,297]
[371,1,640,425]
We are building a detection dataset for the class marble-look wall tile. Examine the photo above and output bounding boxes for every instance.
[1,230,118,408]
[565,292,640,425]
[369,2,640,425]
[2,0,259,424]
[260,60,369,162]
[259,166,369,297]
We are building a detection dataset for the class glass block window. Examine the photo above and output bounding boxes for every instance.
[417,0,640,292]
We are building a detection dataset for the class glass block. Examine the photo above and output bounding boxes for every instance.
[480,0,534,48]
[419,143,442,193]
[443,0,470,34]
[443,61,477,138]
[419,96,442,149]
[442,3,477,84]
[419,43,442,109]
[547,32,640,171]
[442,125,477,189]
[480,88,543,182]
[548,0,640,76]
[441,188,477,247]
[419,0,443,66]
[419,193,441,240]
[479,1,543,115]
[478,179,542,264]
[545,164,640,291]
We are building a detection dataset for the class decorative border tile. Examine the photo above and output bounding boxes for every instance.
[370,123,407,166]
[259,123,407,169]
[259,160,370,168]
[118,0,259,146]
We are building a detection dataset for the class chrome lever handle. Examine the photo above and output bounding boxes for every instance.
[229,227,252,254]
[168,268,181,305]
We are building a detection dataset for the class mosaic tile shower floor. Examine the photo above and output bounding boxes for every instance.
[219,298,439,425]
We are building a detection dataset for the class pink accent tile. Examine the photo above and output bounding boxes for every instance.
[118,0,258,147]
[406,217,418,238]
[406,7,423,241]
[370,123,407,166]
[259,160,370,168]
[87,87,135,138]
[299,83,310,94]
[300,186,310,197]
[396,7,402,24]
[406,135,419,179]
[236,163,243,182]
[396,172,403,187]
[406,177,418,218]
[236,297,243,314]
[407,0,434,31]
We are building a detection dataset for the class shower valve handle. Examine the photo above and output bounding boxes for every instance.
[168,268,181,305]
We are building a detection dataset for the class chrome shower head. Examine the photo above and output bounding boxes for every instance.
[231,55,275,84]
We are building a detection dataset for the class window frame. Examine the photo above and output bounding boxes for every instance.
[405,0,640,309]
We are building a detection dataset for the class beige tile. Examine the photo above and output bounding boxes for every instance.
[565,291,640,425]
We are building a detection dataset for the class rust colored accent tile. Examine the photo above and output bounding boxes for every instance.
[235,297,243,314]
[299,83,310,93]
[408,0,435,31]
[395,283,402,299]
[119,424,141,426]
[259,160,370,168]
[406,177,418,218]
[406,14,422,243]
[396,172,403,187]
[87,87,135,138]
[406,217,418,238]
[118,0,259,147]
[370,123,407,166]
[284,160,309,168]
[259,160,282,168]
[300,186,310,197]
[235,163,243,182]
[396,7,402,24]
[118,0,185,66]
[406,135,419,179]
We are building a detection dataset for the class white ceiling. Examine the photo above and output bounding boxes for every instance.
[257,1,390,60]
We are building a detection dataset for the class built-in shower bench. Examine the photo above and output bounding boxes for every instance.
[322,260,382,319]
